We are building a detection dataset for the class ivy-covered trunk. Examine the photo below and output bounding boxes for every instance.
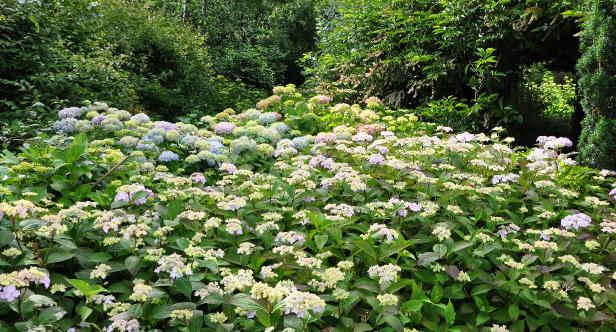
[577,0,616,169]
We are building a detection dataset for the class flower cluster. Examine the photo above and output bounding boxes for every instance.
[1,89,615,331]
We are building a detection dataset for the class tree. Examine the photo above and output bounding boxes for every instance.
[182,0,190,22]
[577,0,616,169]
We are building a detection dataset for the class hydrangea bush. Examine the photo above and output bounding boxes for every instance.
[0,85,615,331]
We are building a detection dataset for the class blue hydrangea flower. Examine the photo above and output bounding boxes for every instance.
[210,140,224,155]
[131,113,150,124]
[258,112,278,125]
[53,118,77,133]
[159,150,179,162]
[292,136,311,150]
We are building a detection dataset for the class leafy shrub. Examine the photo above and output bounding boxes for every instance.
[577,0,616,169]
[0,89,615,331]
[0,0,263,147]
[522,64,577,121]
[303,0,581,131]
[151,0,319,89]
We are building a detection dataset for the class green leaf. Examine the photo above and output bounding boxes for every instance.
[0,231,15,247]
[151,305,173,320]
[125,256,141,276]
[47,250,75,264]
[383,314,403,330]
[433,244,447,258]
[417,252,440,266]
[401,300,423,313]
[352,323,373,332]
[314,234,328,251]
[27,295,55,307]
[1,149,19,164]
[353,239,377,265]
[230,293,267,312]
[444,300,455,326]
[65,133,88,164]
[90,252,112,263]
[38,306,66,324]
[66,279,105,300]
[166,200,184,220]
[508,303,520,320]
[174,278,192,299]
[431,283,443,303]
[77,305,93,322]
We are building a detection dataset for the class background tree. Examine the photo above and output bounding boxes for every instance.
[576,0,616,169]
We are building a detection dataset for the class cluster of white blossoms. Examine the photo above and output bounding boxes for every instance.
[1,91,615,331]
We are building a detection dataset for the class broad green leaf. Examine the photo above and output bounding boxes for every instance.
[125,256,141,276]
[401,300,423,313]
[65,133,88,164]
[508,303,520,320]
[314,234,328,251]
[38,306,66,324]
[47,250,75,264]
[417,252,440,266]
[230,293,267,312]
[174,278,192,299]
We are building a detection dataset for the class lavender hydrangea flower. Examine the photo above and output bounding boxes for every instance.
[561,213,591,230]
[158,151,179,162]
[537,136,573,149]
[190,172,206,184]
[91,114,106,125]
[58,107,83,119]
[214,122,236,135]
[609,188,616,200]
[114,184,154,205]
[154,121,178,132]
[0,285,20,302]
[454,132,475,143]
[38,275,50,289]
[492,173,520,185]
[368,154,385,165]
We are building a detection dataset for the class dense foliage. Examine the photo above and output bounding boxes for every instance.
[576,0,616,169]
[0,0,263,146]
[148,0,319,89]
[0,88,615,331]
[303,0,582,137]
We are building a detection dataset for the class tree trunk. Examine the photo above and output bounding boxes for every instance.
[182,0,190,23]
[201,0,208,33]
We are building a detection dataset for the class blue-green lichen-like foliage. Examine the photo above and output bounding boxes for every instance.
[577,0,616,169]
